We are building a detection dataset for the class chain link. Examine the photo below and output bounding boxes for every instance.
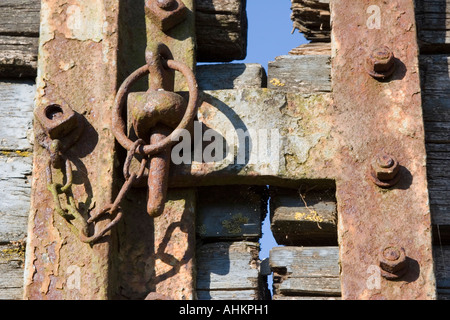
[46,139,148,244]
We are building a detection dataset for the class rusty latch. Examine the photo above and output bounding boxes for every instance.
[111,42,199,218]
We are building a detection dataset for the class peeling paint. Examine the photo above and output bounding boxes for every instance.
[65,0,104,42]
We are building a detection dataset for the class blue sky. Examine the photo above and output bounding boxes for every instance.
[242,0,307,70]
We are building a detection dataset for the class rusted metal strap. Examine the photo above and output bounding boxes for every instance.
[24,0,120,299]
[330,0,436,299]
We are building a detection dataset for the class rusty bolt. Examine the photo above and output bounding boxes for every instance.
[35,103,78,140]
[379,246,408,280]
[372,154,399,181]
[156,0,176,10]
[370,153,401,187]
[145,0,188,31]
[366,46,396,79]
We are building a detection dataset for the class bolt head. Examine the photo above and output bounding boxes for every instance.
[366,46,396,79]
[371,154,400,181]
[377,154,394,168]
[379,246,408,279]
[157,0,176,10]
[145,0,187,31]
[383,246,401,261]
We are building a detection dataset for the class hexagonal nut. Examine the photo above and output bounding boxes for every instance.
[379,246,408,274]
[34,103,78,140]
[366,46,396,79]
[371,155,400,181]
[145,0,188,31]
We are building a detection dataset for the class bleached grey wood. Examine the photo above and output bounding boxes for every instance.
[196,241,263,299]
[0,80,35,151]
[0,243,24,300]
[267,55,331,93]
[270,246,341,297]
[197,290,260,300]
[0,0,40,36]
[0,155,32,243]
[0,0,40,77]
[289,42,331,56]
[196,63,266,90]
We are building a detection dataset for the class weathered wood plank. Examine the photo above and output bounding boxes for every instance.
[0,0,40,36]
[196,186,265,240]
[0,242,25,300]
[434,246,450,295]
[290,0,330,42]
[0,36,38,77]
[270,187,337,246]
[289,42,331,56]
[0,0,40,77]
[196,63,266,90]
[196,0,247,62]
[196,241,263,300]
[197,290,262,300]
[0,155,32,243]
[419,55,450,241]
[267,55,331,92]
[269,246,341,297]
[415,0,450,53]
[421,55,450,99]
[24,0,120,300]
[0,80,35,151]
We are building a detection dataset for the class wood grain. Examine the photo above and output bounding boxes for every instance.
[196,241,264,300]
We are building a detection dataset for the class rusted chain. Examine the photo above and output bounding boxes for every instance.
[123,139,148,180]
[80,139,148,244]
[46,139,149,244]
[46,156,87,239]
